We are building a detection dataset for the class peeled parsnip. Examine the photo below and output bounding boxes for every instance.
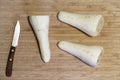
[58,41,104,67]
[58,11,104,36]
[29,16,50,63]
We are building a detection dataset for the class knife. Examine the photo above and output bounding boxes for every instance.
[6,20,20,77]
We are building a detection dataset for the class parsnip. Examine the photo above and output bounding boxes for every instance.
[58,11,104,36]
[58,41,104,67]
[29,16,50,63]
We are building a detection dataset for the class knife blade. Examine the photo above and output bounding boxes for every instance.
[6,20,20,77]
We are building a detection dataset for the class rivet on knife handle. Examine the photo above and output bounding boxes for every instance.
[6,46,16,77]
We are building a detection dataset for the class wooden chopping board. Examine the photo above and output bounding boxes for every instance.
[0,0,120,80]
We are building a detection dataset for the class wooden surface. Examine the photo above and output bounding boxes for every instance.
[0,0,120,80]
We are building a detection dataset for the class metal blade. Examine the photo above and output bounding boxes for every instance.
[12,20,20,47]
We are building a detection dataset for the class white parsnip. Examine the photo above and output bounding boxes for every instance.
[58,11,104,36]
[29,16,50,63]
[58,41,104,67]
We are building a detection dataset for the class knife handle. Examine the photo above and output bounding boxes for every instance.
[6,46,16,77]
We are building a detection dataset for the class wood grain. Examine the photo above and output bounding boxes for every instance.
[0,0,120,80]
